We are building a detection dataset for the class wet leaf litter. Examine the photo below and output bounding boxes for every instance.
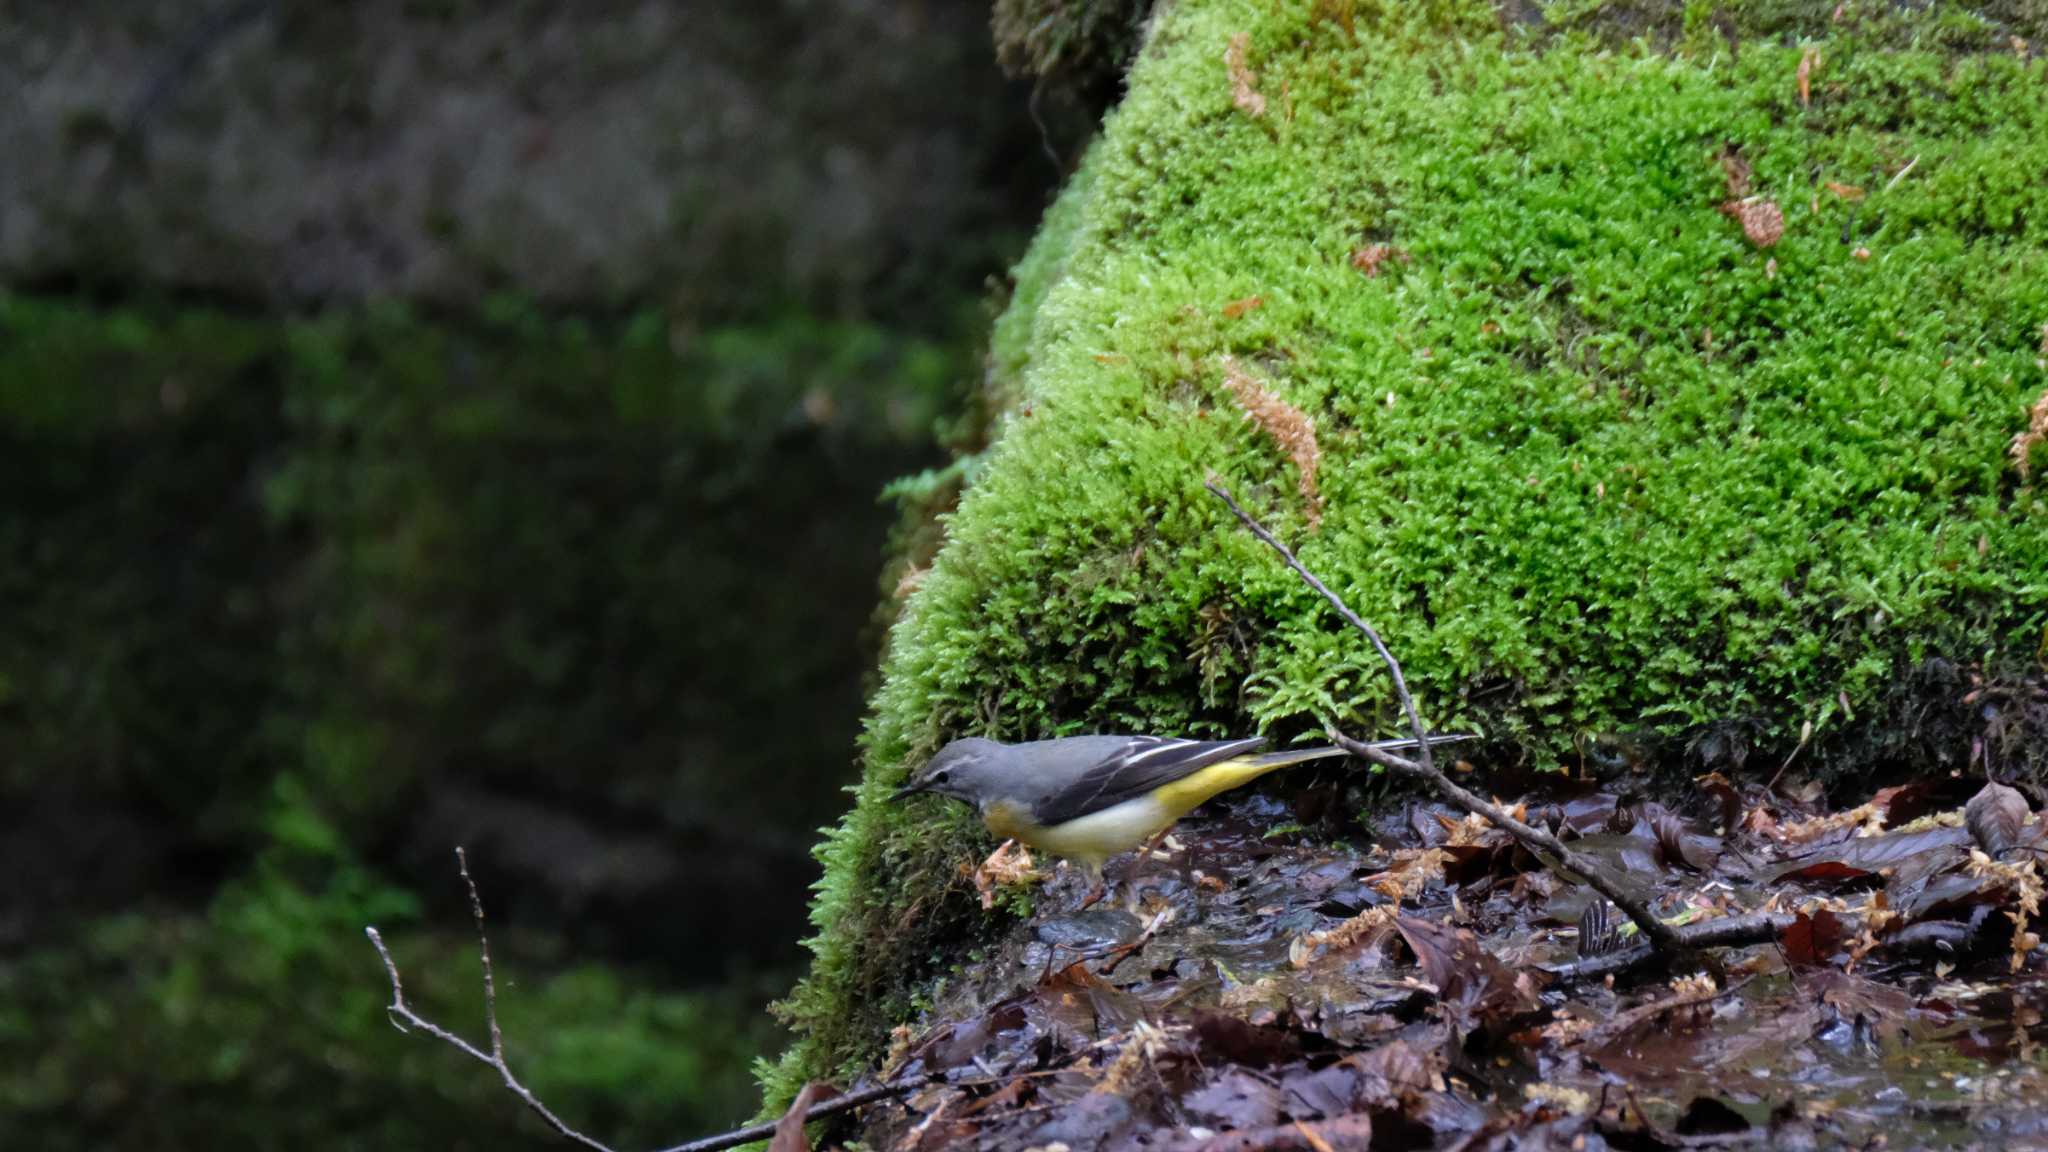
[841,772,2047,1151]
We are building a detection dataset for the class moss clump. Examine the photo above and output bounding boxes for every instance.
[992,0,1151,89]
[773,0,2048,1095]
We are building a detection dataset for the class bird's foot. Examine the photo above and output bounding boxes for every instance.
[1077,872,1108,910]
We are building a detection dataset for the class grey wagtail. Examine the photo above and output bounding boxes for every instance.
[890,733,1472,877]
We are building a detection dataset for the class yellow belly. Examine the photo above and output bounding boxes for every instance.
[980,757,1282,867]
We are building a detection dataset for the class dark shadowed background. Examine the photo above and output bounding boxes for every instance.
[0,1,1129,1145]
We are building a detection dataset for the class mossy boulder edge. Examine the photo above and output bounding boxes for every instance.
[769,0,2048,1098]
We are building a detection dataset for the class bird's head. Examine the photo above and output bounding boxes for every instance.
[891,737,1004,808]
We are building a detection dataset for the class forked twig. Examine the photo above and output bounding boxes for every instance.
[1206,479,1683,955]
[368,848,616,1152]
[367,848,935,1152]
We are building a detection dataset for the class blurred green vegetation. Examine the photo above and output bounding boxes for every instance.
[0,290,978,1146]
[1,775,775,1149]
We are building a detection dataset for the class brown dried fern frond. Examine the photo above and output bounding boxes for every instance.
[1222,358,1322,527]
[2013,386,2048,479]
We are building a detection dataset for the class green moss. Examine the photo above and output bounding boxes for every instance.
[774,0,2048,1096]
[990,153,1104,409]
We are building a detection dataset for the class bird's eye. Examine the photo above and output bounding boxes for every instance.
[931,769,951,783]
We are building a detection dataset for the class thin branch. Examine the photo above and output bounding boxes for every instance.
[1205,479,1437,780]
[367,849,616,1152]
[1206,479,1682,954]
[651,1075,937,1152]
[1540,913,1793,983]
[1096,906,1174,976]
[370,848,941,1152]
[458,848,509,1064]
[1883,154,1919,193]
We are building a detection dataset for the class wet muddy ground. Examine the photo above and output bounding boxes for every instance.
[841,769,2048,1151]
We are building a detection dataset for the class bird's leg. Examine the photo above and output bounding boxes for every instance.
[1076,862,1107,910]
[1119,829,1173,906]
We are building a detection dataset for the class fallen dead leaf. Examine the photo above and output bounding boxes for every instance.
[771,1082,836,1152]
[2012,387,2048,478]
[1797,47,1819,106]
[1222,295,1265,318]
[1696,772,1744,833]
[1781,908,1847,967]
[1726,198,1784,247]
[1965,780,2030,859]
[1222,357,1322,527]
[970,839,1041,909]
[1226,33,1265,118]
[1350,244,1410,277]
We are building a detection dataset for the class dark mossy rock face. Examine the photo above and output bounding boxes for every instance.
[2,0,1040,310]
[773,0,2048,1100]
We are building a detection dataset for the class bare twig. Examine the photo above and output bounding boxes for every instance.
[1206,480,1682,954]
[1096,906,1174,976]
[1884,154,1919,193]
[654,1075,938,1152]
[1540,913,1793,983]
[370,853,950,1152]
[1160,1112,1375,1151]
[368,848,616,1152]
[1205,480,1437,781]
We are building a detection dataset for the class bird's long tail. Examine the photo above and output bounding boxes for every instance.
[1243,733,1477,769]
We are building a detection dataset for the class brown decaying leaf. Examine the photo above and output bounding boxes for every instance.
[969,839,1040,909]
[2013,386,2048,479]
[1774,824,1973,884]
[1292,904,1397,968]
[1394,914,1541,1029]
[1192,1011,1307,1069]
[770,1082,835,1152]
[1226,33,1266,118]
[1825,180,1865,201]
[1780,908,1847,967]
[1350,244,1410,277]
[1797,47,1819,106]
[1280,1039,1443,1118]
[1696,772,1744,833]
[1653,812,1721,872]
[1966,780,2030,859]
[1720,197,1784,247]
[1222,358,1323,527]
[1223,295,1265,318]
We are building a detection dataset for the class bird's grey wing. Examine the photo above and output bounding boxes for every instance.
[1029,736,1267,826]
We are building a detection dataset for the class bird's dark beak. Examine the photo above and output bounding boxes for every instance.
[890,781,925,802]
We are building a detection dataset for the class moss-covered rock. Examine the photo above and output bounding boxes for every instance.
[774,0,2048,1094]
